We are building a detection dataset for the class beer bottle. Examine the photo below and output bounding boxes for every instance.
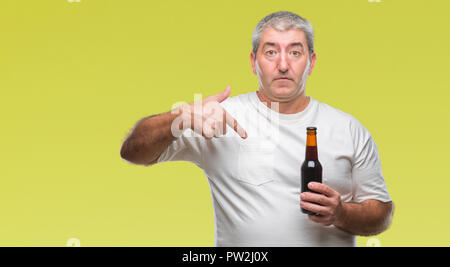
[301,127,323,215]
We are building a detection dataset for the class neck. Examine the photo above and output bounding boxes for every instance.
[256,90,310,114]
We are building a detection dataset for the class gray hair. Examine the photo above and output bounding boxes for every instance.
[252,11,315,59]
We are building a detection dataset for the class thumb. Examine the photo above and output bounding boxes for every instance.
[205,86,231,103]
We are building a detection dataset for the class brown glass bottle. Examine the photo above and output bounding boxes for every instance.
[301,127,323,215]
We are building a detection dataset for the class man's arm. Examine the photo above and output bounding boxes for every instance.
[120,111,181,166]
[120,86,247,166]
[300,182,394,236]
[333,199,394,236]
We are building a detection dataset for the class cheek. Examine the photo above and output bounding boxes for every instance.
[257,59,274,74]
[293,66,307,81]
[256,65,269,79]
[262,65,276,80]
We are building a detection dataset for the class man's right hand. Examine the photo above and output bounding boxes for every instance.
[177,86,247,139]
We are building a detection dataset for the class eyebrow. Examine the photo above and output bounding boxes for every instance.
[262,42,305,50]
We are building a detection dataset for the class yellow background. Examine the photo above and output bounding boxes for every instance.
[1,0,449,247]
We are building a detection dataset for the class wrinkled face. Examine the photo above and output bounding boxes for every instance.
[251,27,316,101]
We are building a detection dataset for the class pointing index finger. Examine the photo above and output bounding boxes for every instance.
[224,110,247,139]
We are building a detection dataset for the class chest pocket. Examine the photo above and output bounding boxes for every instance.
[237,141,275,186]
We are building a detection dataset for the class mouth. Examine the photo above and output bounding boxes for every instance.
[274,78,291,81]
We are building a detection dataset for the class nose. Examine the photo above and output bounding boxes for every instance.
[277,52,289,73]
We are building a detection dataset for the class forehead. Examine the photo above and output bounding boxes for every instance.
[259,27,307,48]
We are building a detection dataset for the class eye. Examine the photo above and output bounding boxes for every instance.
[265,50,277,56]
[291,51,301,56]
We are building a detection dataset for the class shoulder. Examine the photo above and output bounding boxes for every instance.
[316,100,353,122]
[314,99,370,137]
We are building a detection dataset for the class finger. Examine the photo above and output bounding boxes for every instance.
[203,130,214,139]
[300,201,330,216]
[213,120,223,137]
[204,117,215,130]
[300,192,333,207]
[224,110,247,139]
[202,119,214,139]
[308,182,338,198]
[222,118,227,135]
[308,214,330,226]
[203,85,231,103]
[192,116,204,134]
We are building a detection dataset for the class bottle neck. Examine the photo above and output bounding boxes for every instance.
[305,132,318,160]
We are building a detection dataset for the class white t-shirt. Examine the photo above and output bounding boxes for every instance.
[157,91,391,247]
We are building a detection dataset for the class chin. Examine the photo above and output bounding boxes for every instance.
[269,86,296,99]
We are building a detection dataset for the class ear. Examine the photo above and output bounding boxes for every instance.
[308,52,317,75]
[250,51,257,75]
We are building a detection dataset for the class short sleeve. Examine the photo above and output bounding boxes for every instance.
[156,129,204,168]
[350,118,392,203]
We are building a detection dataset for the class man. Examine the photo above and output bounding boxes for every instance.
[120,11,394,247]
